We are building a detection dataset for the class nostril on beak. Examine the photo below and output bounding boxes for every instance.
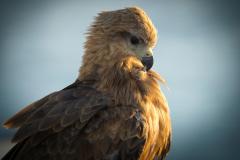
[146,48,153,57]
[146,53,151,56]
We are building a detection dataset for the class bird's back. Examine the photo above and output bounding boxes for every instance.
[2,80,146,160]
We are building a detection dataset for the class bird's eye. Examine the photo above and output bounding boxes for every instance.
[130,36,139,45]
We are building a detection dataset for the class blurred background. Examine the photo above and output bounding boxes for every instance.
[0,0,240,159]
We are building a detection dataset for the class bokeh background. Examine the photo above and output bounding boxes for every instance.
[0,0,240,159]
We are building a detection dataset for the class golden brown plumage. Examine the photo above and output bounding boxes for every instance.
[3,7,171,160]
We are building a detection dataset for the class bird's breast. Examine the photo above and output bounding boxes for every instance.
[139,100,171,160]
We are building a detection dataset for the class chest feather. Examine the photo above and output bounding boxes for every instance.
[139,101,171,160]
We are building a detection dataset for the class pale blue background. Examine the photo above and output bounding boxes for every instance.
[0,0,240,159]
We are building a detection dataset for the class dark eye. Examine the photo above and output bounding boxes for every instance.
[130,36,139,45]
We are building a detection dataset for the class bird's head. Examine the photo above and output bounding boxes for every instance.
[82,7,157,74]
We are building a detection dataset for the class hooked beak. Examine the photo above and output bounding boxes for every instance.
[141,56,153,71]
[135,47,154,71]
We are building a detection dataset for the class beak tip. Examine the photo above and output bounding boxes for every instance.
[141,56,153,71]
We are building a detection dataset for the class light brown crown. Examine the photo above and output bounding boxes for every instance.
[89,7,157,47]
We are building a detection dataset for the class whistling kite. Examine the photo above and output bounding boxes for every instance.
[2,7,171,160]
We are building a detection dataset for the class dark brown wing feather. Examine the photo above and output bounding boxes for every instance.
[2,80,145,160]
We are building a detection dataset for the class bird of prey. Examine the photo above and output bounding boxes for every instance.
[2,7,171,160]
